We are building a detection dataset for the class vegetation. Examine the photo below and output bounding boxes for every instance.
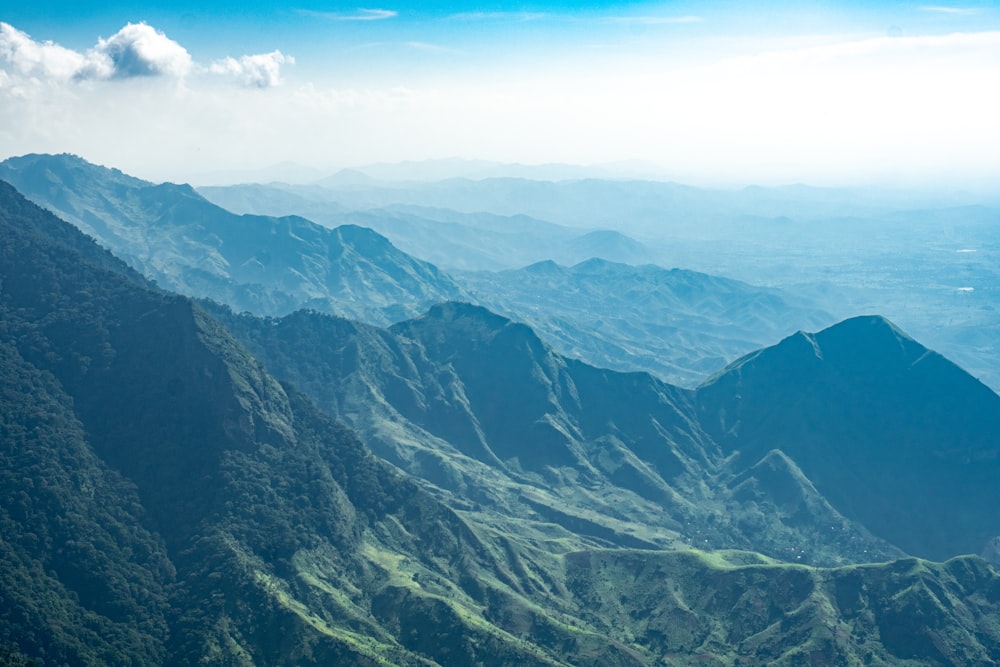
[2,178,1000,665]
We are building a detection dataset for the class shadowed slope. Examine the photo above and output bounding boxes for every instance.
[697,315,1000,560]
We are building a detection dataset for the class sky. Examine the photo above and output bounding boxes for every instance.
[1,1,999,188]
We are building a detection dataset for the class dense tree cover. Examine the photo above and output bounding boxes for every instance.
[0,185,171,663]
[0,182,623,665]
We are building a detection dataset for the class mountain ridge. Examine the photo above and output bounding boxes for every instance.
[698,314,1000,560]
[0,154,467,325]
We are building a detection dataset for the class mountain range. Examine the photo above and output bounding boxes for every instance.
[197,183,657,271]
[198,170,1000,394]
[0,154,466,325]
[2,153,839,387]
[458,258,834,386]
[2,165,1000,665]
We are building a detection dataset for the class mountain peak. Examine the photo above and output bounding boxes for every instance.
[416,301,514,330]
[522,259,564,275]
[819,314,912,343]
[0,152,149,188]
[320,167,377,186]
[571,257,618,273]
[705,315,924,389]
[697,314,1000,560]
[807,314,928,374]
[392,302,549,361]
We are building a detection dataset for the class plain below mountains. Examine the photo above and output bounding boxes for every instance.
[3,180,1000,665]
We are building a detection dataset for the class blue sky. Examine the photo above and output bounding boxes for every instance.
[1,1,998,187]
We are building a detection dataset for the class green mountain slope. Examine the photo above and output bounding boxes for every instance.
[0,154,466,324]
[208,301,901,567]
[0,181,643,665]
[566,550,1000,666]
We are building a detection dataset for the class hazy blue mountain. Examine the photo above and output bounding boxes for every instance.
[697,315,1000,561]
[459,258,835,386]
[317,158,671,183]
[193,181,351,221]
[197,173,1000,395]
[198,182,657,271]
[5,181,1000,665]
[193,160,330,186]
[248,176,971,235]
[0,154,467,324]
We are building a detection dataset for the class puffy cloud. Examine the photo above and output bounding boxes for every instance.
[0,22,86,79]
[78,22,192,80]
[210,51,294,88]
[0,21,191,81]
[1,21,294,90]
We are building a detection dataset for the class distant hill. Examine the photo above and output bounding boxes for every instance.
[697,315,1000,560]
[0,153,467,324]
[196,175,1000,395]
[316,158,666,184]
[0,154,840,387]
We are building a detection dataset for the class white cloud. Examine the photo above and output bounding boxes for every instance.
[78,22,192,80]
[210,51,294,88]
[0,22,86,79]
[0,21,191,81]
[0,21,295,89]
